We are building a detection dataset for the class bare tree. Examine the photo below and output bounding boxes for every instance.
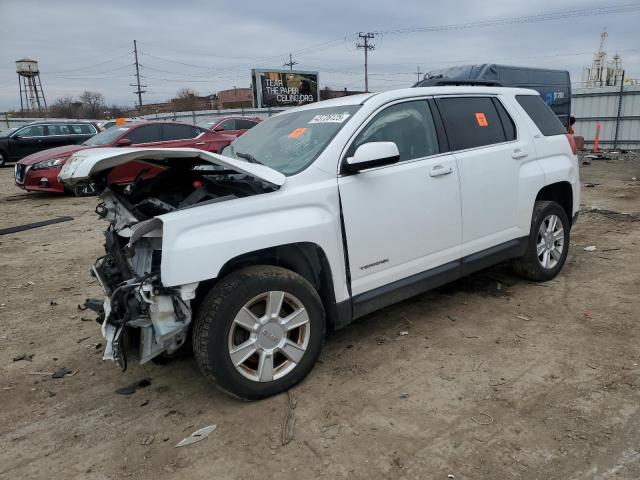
[78,91,106,118]
[172,88,199,111]
[49,95,81,118]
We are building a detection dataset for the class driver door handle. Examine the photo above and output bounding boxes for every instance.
[512,149,528,159]
[429,165,453,177]
[195,142,206,146]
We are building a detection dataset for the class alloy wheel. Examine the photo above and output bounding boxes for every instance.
[227,291,311,382]
[536,214,564,269]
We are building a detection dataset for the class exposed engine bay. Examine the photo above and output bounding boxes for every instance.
[85,159,278,369]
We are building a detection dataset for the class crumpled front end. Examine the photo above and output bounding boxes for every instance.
[88,191,197,369]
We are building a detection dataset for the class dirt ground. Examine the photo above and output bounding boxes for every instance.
[1,152,639,480]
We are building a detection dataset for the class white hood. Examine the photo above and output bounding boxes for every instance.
[58,147,286,187]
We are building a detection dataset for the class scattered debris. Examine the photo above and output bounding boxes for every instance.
[140,399,149,407]
[584,246,597,252]
[80,317,94,322]
[345,344,353,349]
[76,336,91,344]
[282,390,297,446]
[582,159,591,165]
[175,425,217,448]
[447,315,457,322]
[398,331,409,336]
[601,247,621,252]
[448,475,455,479]
[584,310,593,320]
[515,314,532,321]
[583,183,599,188]
[13,354,33,362]
[580,207,639,222]
[49,300,58,306]
[52,367,75,379]
[140,434,155,446]
[0,216,74,236]
[471,412,494,425]
[399,392,409,399]
[115,378,151,396]
[585,362,598,370]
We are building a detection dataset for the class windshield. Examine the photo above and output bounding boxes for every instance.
[83,126,131,146]
[221,105,360,175]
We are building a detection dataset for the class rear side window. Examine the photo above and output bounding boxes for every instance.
[436,97,506,150]
[126,125,163,144]
[347,100,440,162]
[70,124,96,134]
[161,124,201,141]
[516,95,566,136]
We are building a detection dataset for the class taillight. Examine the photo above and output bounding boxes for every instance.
[565,133,577,155]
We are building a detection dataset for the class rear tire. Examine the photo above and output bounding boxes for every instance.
[513,200,570,281]
[0,151,6,168]
[192,265,325,400]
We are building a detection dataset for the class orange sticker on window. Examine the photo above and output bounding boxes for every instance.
[288,127,307,138]
[475,112,488,127]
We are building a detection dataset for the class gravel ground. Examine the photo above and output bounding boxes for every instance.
[1,152,639,480]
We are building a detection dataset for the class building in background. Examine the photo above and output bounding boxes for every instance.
[581,31,626,88]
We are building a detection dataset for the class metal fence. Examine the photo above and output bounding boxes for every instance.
[139,107,287,124]
[572,85,640,150]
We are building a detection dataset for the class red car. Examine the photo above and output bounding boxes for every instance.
[197,116,261,137]
[15,121,236,194]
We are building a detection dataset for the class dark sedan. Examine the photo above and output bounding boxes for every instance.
[0,121,99,167]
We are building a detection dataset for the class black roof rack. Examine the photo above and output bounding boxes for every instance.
[413,79,503,88]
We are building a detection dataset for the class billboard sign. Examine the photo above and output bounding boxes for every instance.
[252,69,319,108]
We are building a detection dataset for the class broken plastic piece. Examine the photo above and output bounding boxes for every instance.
[13,354,34,362]
[175,425,217,447]
[52,367,73,379]
[115,378,151,396]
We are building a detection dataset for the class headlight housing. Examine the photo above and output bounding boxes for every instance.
[31,157,67,170]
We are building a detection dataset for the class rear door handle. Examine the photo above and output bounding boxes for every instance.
[512,150,528,159]
[429,165,453,177]
[195,142,206,146]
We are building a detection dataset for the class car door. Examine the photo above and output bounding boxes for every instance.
[435,95,537,258]
[10,124,48,159]
[215,118,242,136]
[160,124,207,149]
[46,124,74,149]
[338,99,462,299]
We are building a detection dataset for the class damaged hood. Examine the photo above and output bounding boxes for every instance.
[58,147,286,187]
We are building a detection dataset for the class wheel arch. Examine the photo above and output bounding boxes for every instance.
[535,182,573,223]
[196,242,348,331]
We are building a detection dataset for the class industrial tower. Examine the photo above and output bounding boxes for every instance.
[16,58,47,113]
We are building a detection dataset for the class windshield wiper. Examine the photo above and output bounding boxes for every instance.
[236,151,264,166]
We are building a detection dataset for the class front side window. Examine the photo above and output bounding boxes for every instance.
[222,105,360,176]
[347,100,440,161]
[237,119,258,129]
[17,125,46,137]
[436,96,507,150]
[125,125,163,144]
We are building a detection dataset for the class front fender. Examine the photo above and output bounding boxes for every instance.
[158,181,349,302]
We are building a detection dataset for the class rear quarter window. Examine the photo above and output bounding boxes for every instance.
[516,95,566,136]
[436,96,507,150]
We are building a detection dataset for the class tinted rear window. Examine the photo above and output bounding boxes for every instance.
[516,95,566,136]
[436,97,507,150]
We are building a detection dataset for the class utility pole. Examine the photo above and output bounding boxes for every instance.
[414,66,422,83]
[356,32,375,92]
[130,39,146,110]
[283,53,298,71]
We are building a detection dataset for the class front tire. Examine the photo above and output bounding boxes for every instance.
[513,200,570,281]
[193,265,326,400]
[0,151,6,168]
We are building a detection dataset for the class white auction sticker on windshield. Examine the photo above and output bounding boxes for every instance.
[309,112,351,124]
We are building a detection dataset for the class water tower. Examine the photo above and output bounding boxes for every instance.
[16,58,47,113]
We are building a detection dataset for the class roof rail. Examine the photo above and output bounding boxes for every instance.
[413,79,503,88]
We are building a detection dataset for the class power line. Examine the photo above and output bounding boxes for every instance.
[356,32,375,92]
[374,3,640,36]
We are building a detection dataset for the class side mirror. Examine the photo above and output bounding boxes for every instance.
[116,138,133,147]
[213,125,225,132]
[345,142,400,173]
[11,134,21,140]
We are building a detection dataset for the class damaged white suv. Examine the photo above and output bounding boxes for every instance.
[60,87,579,399]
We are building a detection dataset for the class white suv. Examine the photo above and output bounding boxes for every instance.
[60,87,580,399]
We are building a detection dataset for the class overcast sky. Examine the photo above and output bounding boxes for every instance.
[0,0,638,111]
